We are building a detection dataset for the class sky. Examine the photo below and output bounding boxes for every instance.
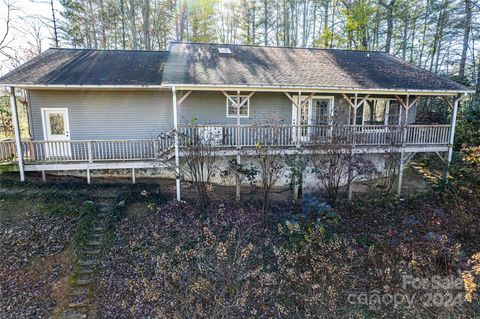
[0,0,60,75]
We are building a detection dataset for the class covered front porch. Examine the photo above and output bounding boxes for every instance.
[0,86,464,199]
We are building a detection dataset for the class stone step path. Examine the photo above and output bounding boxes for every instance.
[59,198,115,319]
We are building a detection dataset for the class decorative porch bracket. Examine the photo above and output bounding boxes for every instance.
[221,90,256,202]
[284,92,316,146]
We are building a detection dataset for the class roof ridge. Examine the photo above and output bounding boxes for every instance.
[169,41,387,54]
[48,47,169,53]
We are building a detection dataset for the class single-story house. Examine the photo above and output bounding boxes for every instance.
[0,42,474,199]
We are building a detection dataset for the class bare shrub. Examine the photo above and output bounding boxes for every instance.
[310,131,378,203]
[251,123,286,211]
[220,158,258,202]
[155,226,275,318]
[275,223,357,317]
[379,151,400,194]
[160,120,219,209]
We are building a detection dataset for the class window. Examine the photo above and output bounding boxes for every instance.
[364,99,387,125]
[226,96,249,118]
[313,99,330,125]
[350,98,401,125]
[387,100,402,125]
[49,113,65,135]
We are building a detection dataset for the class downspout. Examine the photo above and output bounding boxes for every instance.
[9,87,25,181]
[172,86,181,201]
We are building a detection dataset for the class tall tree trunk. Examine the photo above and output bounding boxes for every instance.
[263,0,268,45]
[418,0,431,66]
[129,0,139,49]
[142,0,151,49]
[380,0,395,53]
[50,0,59,47]
[459,0,472,80]
[402,17,408,60]
[120,0,126,49]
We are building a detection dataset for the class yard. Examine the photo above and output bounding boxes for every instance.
[0,166,479,318]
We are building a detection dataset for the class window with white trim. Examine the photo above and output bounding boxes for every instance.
[350,98,402,125]
[226,96,249,118]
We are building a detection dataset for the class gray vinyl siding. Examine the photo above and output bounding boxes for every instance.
[29,90,173,140]
[28,90,417,141]
[178,91,292,125]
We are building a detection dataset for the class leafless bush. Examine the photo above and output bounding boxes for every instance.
[379,151,400,194]
[220,158,258,202]
[160,121,219,209]
[251,123,286,211]
[310,132,378,203]
[155,226,272,318]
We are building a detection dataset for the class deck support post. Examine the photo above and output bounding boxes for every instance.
[397,151,405,196]
[172,86,181,201]
[444,95,462,182]
[9,87,25,182]
[397,94,411,197]
[87,169,91,184]
[41,170,46,183]
[132,168,136,184]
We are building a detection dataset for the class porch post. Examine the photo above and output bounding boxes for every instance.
[172,86,181,201]
[236,90,241,202]
[444,95,461,182]
[397,94,409,196]
[9,87,25,182]
[347,93,358,201]
[296,92,302,147]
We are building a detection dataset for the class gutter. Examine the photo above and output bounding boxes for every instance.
[161,83,475,96]
[1,83,474,96]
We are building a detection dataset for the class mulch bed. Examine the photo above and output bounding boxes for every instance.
[0,215,77,319]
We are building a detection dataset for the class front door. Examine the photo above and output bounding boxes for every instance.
[292,97,334,142]
[42,108,71,158]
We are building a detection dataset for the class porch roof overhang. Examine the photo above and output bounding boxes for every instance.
[168,83,474,96]
[2,84,168,90]
[3,83,473,96]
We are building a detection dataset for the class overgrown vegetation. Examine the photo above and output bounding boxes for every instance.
[72,201,97,255]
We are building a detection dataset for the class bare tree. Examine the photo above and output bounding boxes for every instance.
[0,0,14,56]
[459,0,472,80]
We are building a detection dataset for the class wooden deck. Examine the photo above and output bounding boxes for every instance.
[0,124,451,171]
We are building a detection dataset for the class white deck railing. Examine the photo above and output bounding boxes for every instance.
[0,124,451,163]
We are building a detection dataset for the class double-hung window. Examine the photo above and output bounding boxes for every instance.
[226,96,249,118]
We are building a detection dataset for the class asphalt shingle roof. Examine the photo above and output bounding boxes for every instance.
[163,43,469,92]
[0,43,471,92]
[0,48,168,86]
